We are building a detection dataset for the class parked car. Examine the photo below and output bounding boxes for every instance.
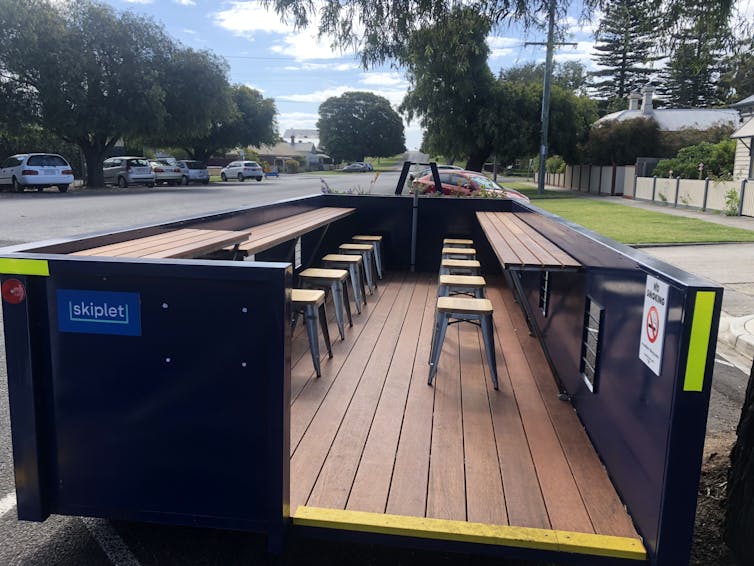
[102,156,155,188]
[411,170,530,201]
[149,159,183,186]
[0,153,74,193]
[408,164,462,182]
[221,161,263,182]
[341,162,370,172]
[176,160,210,185]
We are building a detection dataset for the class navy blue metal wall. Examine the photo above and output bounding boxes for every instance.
[2,257,291,546]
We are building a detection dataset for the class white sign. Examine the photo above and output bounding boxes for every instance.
[639,275,669,376]
[295,237,302,269]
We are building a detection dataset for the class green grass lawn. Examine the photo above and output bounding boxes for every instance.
[502,182,754,245]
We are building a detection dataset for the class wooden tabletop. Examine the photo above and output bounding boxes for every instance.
[476,211,580,270]
[73,228,251,259]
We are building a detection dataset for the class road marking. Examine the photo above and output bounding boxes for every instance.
[0,492,17,517]
[81,517,141,566]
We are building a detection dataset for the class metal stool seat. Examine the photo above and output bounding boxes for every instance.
[439,259,481,275]
[443,238,474,248]
[322,253,366,313]
[291,289,332,378]
[438,274,486,298]
[428,297,498,390]
[298,268,353,340]
[441,247,477,260]
[339,243,377,294]
[353,235,384,279]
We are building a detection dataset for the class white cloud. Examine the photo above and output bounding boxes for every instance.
[277,111,320,132]
[123,0,153,3]
[182,28,197,35]
[487,35,520,59]
[359,72,406,88]
[174,0,196,5]
[278,86,353,104]
[554,40,597,68]
[213,1,296,37]
[270,33,355,60]
[283,62,359,72]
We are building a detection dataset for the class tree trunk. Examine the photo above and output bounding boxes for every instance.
[725,357,754,564]
[80,143,106,188]
[464,149,490,172]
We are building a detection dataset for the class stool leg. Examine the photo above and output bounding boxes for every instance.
[348,264,362,314]
[318,303,333,359]
[339,280,353,327]
[291,310,300,330]
[369,251,378,289]
[362,252,375,293]
[330,281,346,340]
[359,263,368,304]
[475,286,485,298]
[428,313,449,385]
[304,304,322,378]
[373,242,383,279]
[481,313,499,390]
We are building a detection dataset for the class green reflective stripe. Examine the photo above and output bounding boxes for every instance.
[683,291,716,392]
[0,258,50,276]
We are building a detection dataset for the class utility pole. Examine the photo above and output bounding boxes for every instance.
[525,0,576,195]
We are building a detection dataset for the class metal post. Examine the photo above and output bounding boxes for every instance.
[632,170,638,199]
[739,179,748,217]
[410,189,419,273]
[674,176,681,207]
[535,0,556,196]
[702,177,710,211]
[651,176,657,201]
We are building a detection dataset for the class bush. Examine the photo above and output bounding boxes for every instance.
[545,154,565,173]
[652,139,736,179]
[586,117,662,165]
[284,159,299,174]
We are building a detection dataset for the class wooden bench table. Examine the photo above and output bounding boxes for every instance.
[72,228,251,259]
[236,207,356,256]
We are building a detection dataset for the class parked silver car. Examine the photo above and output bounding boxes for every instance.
[220,160,263,182]
[149,160,183,186]
[177,160,210,185]
[102,156,155,188]
[0,153,74,193]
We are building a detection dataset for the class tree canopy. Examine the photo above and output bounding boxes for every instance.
[317,92,405,162]
[585,118,661,165]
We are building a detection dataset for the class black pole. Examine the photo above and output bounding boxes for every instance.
[536,0,556,196]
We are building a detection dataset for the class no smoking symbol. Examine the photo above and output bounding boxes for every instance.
[646,306,660,343]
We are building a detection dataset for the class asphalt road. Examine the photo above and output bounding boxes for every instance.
[0,174,749,565]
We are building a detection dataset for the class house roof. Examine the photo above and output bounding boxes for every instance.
[257,141,316,157]
[731,94,754,110]
[732,116,754,139]
[595,108,739,131]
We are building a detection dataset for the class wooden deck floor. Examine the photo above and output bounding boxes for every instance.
[288,272,640,541]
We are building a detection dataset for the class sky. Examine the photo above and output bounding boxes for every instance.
[107,0,752,151]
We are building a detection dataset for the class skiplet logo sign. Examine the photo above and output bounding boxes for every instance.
[57,289,141,336]
[639,275,669,376]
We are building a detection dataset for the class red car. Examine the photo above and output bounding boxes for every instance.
[411,170,530,202]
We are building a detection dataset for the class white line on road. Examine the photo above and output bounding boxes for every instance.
[81,517,142,566]
[0,492,17,517]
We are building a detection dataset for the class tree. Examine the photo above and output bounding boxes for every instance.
[725,359,754,565]
[317,92,405,163]
[179,85,278,163]
[652,139,736,179]
[590,0,659,101]
[585,117,662,165]
[0,0,175,187]
[717,17,754,104]
[499,61,591,95]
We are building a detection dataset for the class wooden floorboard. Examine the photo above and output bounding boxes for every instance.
[289,272,640,541]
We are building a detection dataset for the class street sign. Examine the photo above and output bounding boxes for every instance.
[639,275,669,375]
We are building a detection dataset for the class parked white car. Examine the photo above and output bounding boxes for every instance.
[0,153,74,193]
[102,156,155,188]
[177,160,210,185]
[149,160,183,186]
[220,160,264,182]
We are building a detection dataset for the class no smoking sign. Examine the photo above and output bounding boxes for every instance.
[639,275,669,375]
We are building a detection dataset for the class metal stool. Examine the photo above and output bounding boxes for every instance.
[428,297,498,390]
[291,289,332,378]
[438,275,486,298]
[443,238,474,248]
[298,268,353,340]
[353,235,384,279]
[339,243,377,294]
[441,247,477,260]
[439,259,481,275]
[322,253,366,313]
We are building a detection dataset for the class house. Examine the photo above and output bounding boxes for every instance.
[256,140,332,172]
[731,94,754,180]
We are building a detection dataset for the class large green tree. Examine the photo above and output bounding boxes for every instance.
[178,85,278,163]
[591,0,659,101]
[317,92,405,162]
[0,0,173,186]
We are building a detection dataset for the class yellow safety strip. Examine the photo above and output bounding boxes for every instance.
[683,291,716,392]
[293,506,646,561]
[0,258,50,277]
